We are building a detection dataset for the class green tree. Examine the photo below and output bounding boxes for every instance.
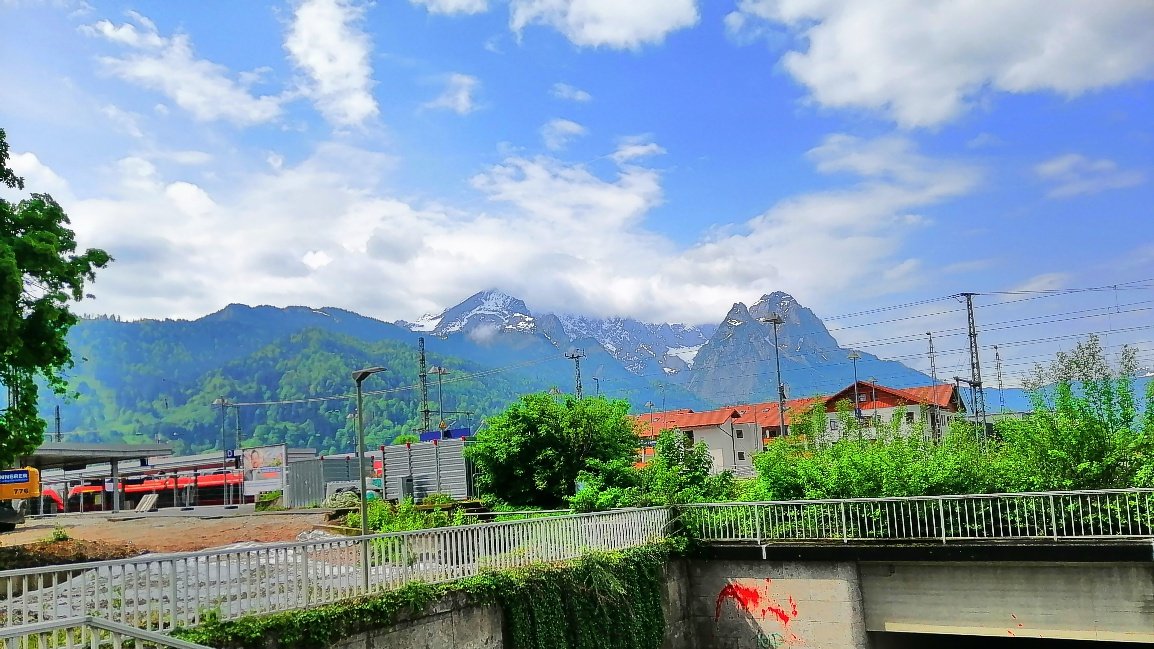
[995,335,1150,491]
[1,128,110,465]
[465,392,640,508]
[392,433,419,445]
[570,429,735,511]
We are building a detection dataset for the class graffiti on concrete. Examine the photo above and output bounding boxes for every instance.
[715,578,802,645]
[756,631,786,648]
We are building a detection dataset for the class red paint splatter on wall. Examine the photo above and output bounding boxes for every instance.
[715,579,802,645]
[715,583,764,621]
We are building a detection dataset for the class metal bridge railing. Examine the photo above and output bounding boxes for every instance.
[680,488,1154,543]
[0,507,668,634]
[0,616,213,649]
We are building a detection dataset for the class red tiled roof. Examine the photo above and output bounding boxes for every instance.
[634,382,957,438]
[634,407,741,437]
[732,397,826,427]
[827,381,955,409]
[899,384,955,408]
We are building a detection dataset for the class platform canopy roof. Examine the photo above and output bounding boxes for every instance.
[19,442,174,472]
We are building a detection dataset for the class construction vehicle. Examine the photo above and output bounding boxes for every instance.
[0,467,41,532]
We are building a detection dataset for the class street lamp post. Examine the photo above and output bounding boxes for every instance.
[848,352,862,437]
[352,366,386,592]
[758,315,787,439]
[592,377,600,396]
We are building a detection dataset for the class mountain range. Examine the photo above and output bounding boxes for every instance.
[40,289,955,455]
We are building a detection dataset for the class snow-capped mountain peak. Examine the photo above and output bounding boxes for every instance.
[428,289,536,337]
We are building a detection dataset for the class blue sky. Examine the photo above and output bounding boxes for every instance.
[2,0,1153,381]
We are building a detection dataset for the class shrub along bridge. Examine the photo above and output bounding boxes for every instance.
[2,488,1152,647]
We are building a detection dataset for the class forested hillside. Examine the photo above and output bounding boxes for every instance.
[46,323,543,455]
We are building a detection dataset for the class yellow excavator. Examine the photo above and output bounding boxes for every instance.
[0,467,41,532]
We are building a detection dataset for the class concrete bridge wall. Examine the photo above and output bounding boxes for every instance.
[860,561,1154,643]
[321,556,1154,648]
[691,557,1154,648]
[687,559,869,649]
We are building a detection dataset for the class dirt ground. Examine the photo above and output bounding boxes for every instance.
[0,510,331,554]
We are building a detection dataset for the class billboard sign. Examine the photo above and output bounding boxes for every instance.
[243,445,287,496]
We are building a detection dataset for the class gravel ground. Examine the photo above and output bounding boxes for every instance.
[0,510,330,553]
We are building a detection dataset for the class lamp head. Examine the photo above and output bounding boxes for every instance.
[353,366,387,384]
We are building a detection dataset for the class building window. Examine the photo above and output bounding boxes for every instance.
[858,393,868,402]
[735,428,744,438]
[829,419,840,431]
[737,451,746,461]
[906,412,915,424]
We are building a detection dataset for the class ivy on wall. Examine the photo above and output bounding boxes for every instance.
[171,543,673,649]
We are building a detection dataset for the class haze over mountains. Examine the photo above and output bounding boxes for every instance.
[46,290,941,454]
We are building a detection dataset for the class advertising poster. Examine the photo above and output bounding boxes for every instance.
[243,444,286,496]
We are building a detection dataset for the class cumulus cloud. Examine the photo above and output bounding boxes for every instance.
[411,0,488,14]
[727,0,1154,127]
[540,118,586,150]
[424,74,480,114]
[1035,153,1146,198]
[100,105,144,138]
[550,82,592,102]
[510,0,699,49]
[31,129,978,324]
[285,0,379,127]
[82,13,282,125]
[7,152,72,199]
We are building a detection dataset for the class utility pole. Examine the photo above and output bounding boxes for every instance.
[758,314,788,439]
[430,366,450,429]
[212,396,233,508]
[953,293,988,435]
[565,349,585,398]
[995,345,1006,413]
[592,377,600,396]
[927,332,940,438]
[418,337,431,433]
[54,405,62,442]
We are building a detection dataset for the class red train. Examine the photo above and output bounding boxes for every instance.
[31,471,246,513]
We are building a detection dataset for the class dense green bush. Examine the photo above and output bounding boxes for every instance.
[745,422,994,500]
[570,430,736,511]
[466,393,641,508]
[172,543,674,649]
[742,336,1154,500]
[346,497,466,532]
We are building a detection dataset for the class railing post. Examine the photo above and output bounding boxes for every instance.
[938,497,947,544]
[169,560,179,630]
[754,505,763,543]
[302,550,311,607]
[1049,494,1058,541]
[840,502,848,543]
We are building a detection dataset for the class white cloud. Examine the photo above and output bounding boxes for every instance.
[540,118,586,150]
[611,139,665,165]
[33,131,977,325]
[1010,273,1070,293]
[510,0,699,49]
[285,0,379,127]
[153,150,214,166]
[424,74,480,114]
[7,152,71,199]
[83,13,282,125]
[411,0,488,15]
[101,105,144,138]
[1035,153,1145,198]
[551,82,592,102]
[728,0,1154,127]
